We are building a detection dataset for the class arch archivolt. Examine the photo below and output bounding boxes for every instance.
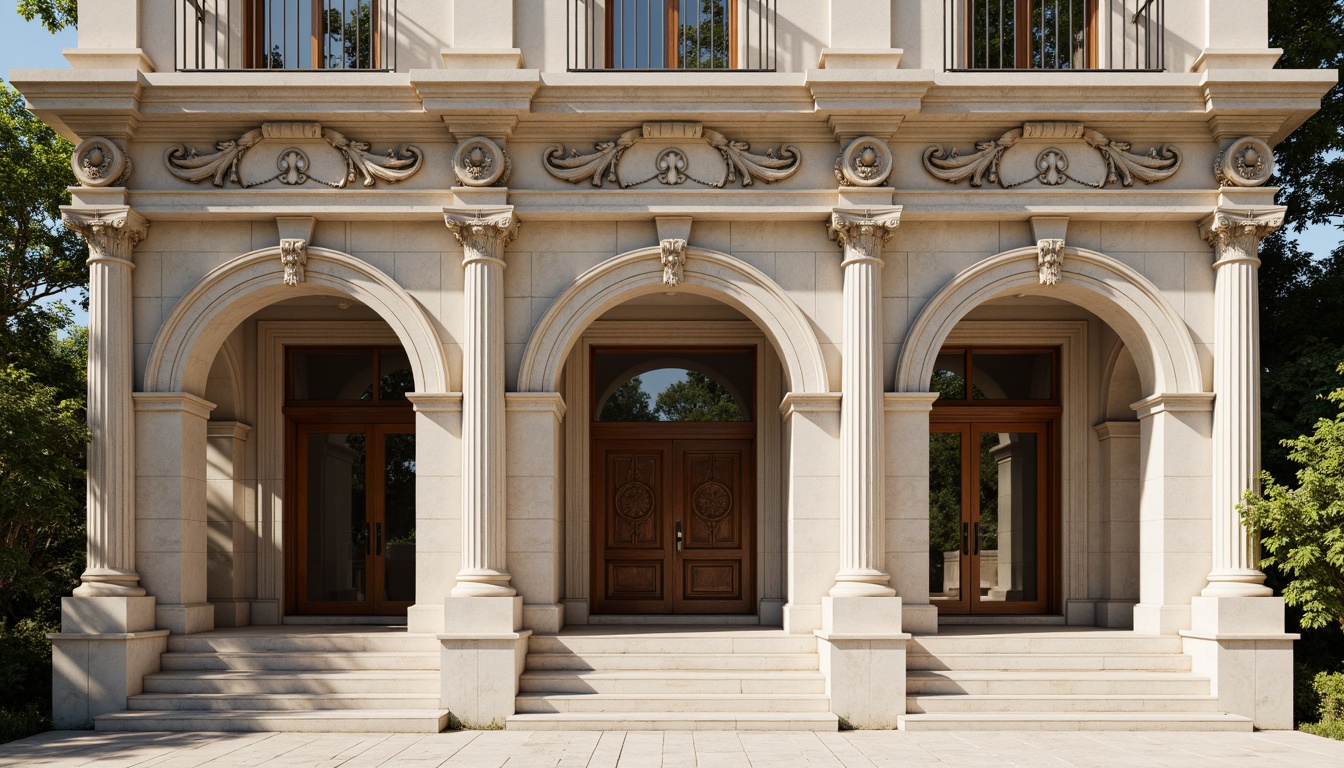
[518,246,830,395]
[145,246,450,396]
[896,246,1203,396]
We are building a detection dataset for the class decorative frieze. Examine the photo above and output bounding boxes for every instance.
[923,122,1182,189]
[543,122,801,188]
[1215,137,1274,188]
[660,238,688,287]
[834,136,893,187]
[280,239,308,286]
[71,137,132,187]
[1037,239,1065,285]
[165,122,423,188]
[453,136,512,188]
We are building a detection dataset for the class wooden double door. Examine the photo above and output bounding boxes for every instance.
[592,426,755,615]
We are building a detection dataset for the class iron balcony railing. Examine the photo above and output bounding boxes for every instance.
[944,0,1164,72]
[568,0,777,72]
[176,0,398,72]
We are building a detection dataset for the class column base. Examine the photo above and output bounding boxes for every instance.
[829,569,897,598]
[1180,596,1296,729]
[439,596,528,729]
[816,596,908,729]
[1201,569,1274,598]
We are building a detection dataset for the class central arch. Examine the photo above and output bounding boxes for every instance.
[518,246,829,395]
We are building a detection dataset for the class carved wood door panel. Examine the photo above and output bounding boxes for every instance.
[592,436,754,615]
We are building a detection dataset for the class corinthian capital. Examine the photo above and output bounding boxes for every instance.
[61,205,148,263]
[1199,206,1286,265]
[444,205,520,265]
[828,207,902,264]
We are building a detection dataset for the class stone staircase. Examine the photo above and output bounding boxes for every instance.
[506,626,838,731]
[897,627,1253,731]
[95,626,449,733]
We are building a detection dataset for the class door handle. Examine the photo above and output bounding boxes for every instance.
[972,522,980,555]
[675,521,684,554]
[961,523,969,556]
[376,522,383,556]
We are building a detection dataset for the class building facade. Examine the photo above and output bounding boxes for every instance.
[12,0,1335,732]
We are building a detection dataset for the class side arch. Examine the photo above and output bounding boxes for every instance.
[145,246,450,395]
[896,247,1203,395]
[518,247,830,394]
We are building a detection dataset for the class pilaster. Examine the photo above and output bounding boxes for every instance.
[827,207,901,598]
[1199,205,1284,599]
[445,206,519,600]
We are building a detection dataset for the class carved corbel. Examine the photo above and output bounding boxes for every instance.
[660,239,688,287]
[71,137,132,187]
[1037,239,1065,286]
[280,239,308,286]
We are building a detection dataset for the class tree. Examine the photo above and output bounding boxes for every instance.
[1241,364,1344,634]
[15,0,74,34]
[677,0,732,69]
[655,371,746,422]
[599,377,656,422]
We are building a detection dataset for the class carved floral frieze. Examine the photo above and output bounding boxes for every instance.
[543,122,801,188]
[165,122,423,189]
[923,122,1182,189]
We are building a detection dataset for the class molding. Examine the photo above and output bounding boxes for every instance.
[883,392,940,412]
[165,122,424,189]
[504,392,567,421]
[131,392,217,420]
[923,122,1182,189]
[543,121,801,188]
[407,393,464,413]
[1131,393,1216,419]
[780,392,842,417]
[1094,421,1141,440]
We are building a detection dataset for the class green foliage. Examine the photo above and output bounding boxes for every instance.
[1301,671,1344,741]
[0,82,83,355]
[0,365,87,626]
[677,0,731,69]
[654,371,746,422]
[1241,364,1344,632]
[599,377,656,422]
[15,0,75,34]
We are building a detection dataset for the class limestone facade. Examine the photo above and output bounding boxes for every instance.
[11,0,1334,732]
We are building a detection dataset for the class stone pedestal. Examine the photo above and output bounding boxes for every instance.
[439,596,530,729]
[815,596,907,729]
[1181,596,1296,729]
[50,595,167,729]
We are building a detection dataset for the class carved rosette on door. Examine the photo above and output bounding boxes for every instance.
[691,462,733,545]
[614,458,657,544]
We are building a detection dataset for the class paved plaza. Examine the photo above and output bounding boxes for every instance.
[4,729,1344,767]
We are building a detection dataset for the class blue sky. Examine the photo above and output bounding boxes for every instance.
[1,4,1340,329]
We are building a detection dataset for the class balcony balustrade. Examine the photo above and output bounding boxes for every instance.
[944,0,1164,72]
[567,0,777,72]
[176,0,397,72]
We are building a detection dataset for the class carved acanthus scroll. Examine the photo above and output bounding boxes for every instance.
[543,122,801,188]
[1037,239,1065,286]
[923,122,1182,189]
[660,239,687,287]
[280,239,308,286]
[165,122,423,188]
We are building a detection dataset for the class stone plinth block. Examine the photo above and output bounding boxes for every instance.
[444,595,523,634]
[1182,596,1296,730]
[50,629,168,729]
[438,631,531,729]
[817,596,908,729]
[60,595,156,634]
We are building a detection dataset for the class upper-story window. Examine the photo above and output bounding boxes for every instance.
[944,0,1164,71]
[568,0,777,71]
[176,0,398,72]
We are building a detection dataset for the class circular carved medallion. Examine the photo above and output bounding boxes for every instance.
[453,136,511,187]
[835,136,893,187]
[1216,137,1274,188]
[693,480,732,523]
[71,137,131,187]
[615,480,655,524]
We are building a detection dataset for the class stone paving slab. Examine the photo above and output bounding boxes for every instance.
[2,729,1343,767]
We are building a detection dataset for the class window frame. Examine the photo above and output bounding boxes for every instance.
[961,0,1098,71]
[244,0,386,71]
[604,0,740,71]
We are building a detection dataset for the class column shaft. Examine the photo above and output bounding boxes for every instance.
[61,207,147,597]
[1201,207,1282,597]
[828,208,901,597]
[446,207,519,597]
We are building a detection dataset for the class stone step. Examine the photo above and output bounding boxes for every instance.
[896,712,1253,732]
[141,670,439,695]
[514,693,832,714]
[518,670,825,695]
[506,712,840,731]
[528,632,816,656]
[166,632,437,655]
[909,633,1183,656]
[525,652,821,672]
[95,709,450,733]
[160,651,440,672]
[906,694,1223,714]
[127,692,441,711]
[906,670,1210,696]
[906,653,1192,672]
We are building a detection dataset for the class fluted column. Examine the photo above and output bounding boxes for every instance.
[1199,206,1284,598]
[445,206,519,597]
[827,207,901,597]
[61,206,148,597]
